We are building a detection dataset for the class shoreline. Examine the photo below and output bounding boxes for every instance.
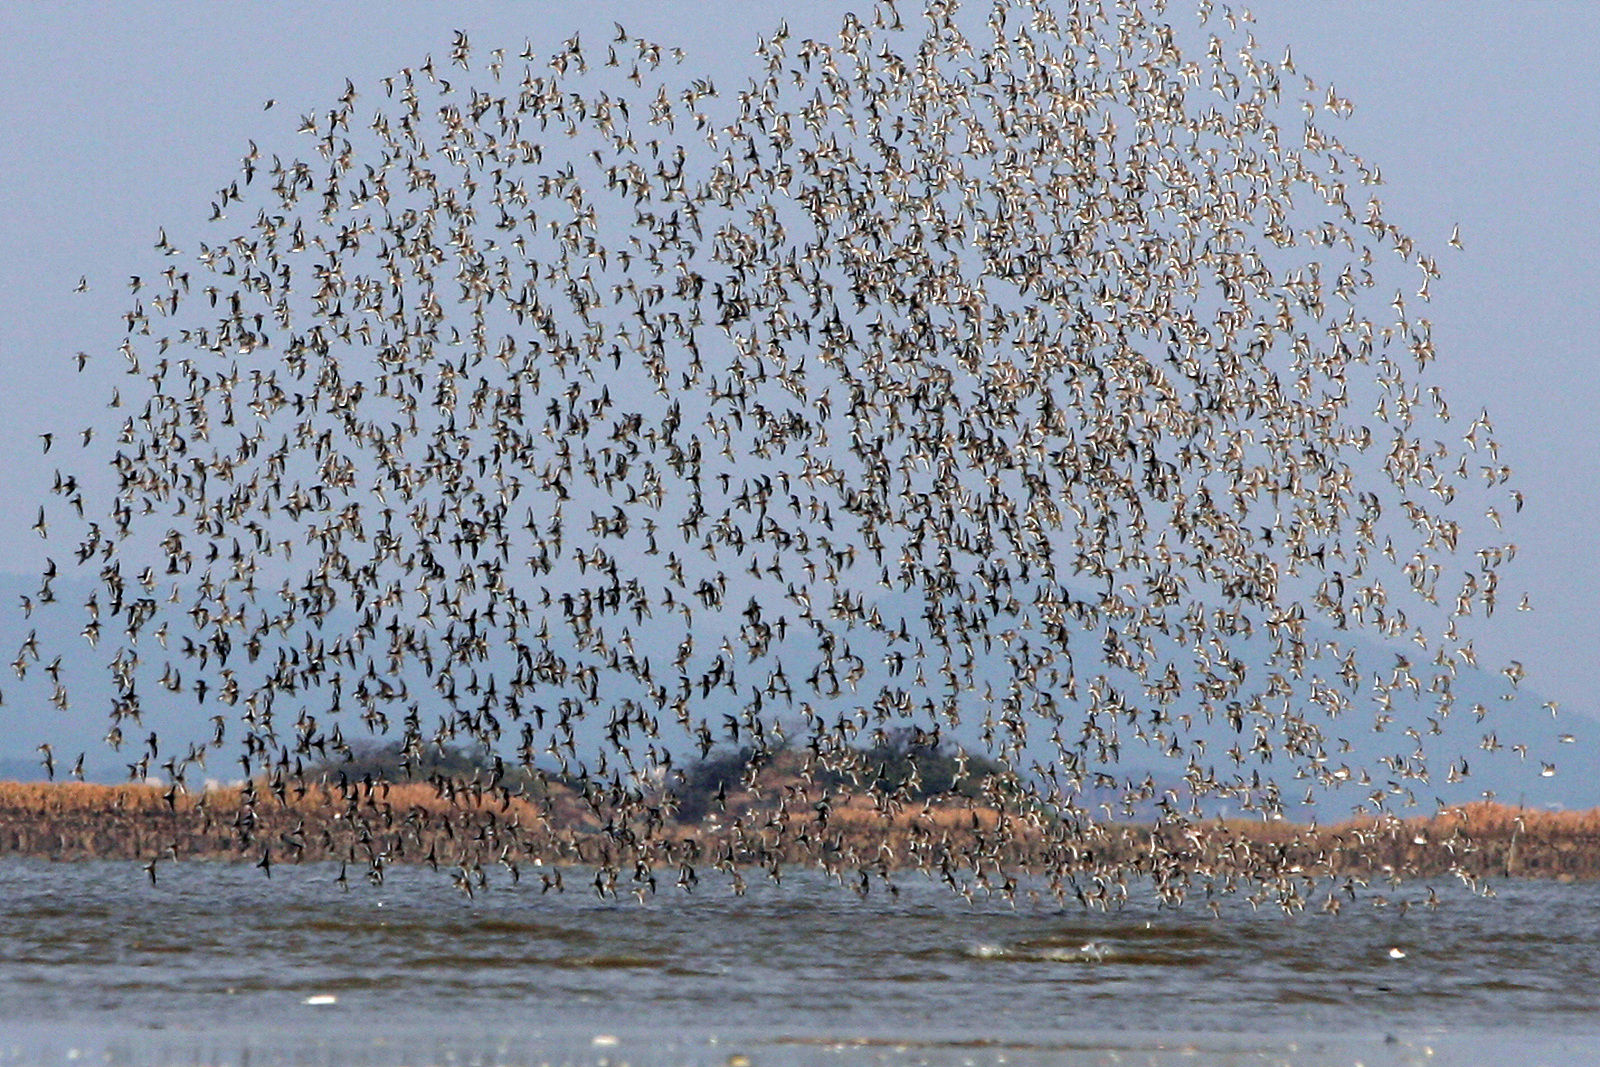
[1,779,1597,891]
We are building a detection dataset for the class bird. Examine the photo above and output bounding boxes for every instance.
[15,0,1538,909]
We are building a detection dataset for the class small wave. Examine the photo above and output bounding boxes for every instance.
[542,953,669,971]
[964,940,1112,963]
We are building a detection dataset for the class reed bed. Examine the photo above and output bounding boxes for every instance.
[1,780,1596,902]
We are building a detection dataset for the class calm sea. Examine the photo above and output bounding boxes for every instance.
[0,857,1597,1067]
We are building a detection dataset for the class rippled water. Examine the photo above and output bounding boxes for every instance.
[2,858,1599,1066]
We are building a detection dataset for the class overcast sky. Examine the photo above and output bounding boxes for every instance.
[0,1,1596,747]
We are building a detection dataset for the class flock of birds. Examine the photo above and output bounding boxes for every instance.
[17,0,1535,903]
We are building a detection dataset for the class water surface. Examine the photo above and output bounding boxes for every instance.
[1,858,1597,1066]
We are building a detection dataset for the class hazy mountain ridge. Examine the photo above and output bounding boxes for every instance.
[0,569,1588,816]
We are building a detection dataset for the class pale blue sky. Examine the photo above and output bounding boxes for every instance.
[0,2,1595,771]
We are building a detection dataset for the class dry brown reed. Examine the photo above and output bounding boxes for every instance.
[2,781,1597,899]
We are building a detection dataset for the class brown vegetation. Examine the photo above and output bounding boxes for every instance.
[1,778,1596,904]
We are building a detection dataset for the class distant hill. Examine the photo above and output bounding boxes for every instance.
[0,568,1589,816]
